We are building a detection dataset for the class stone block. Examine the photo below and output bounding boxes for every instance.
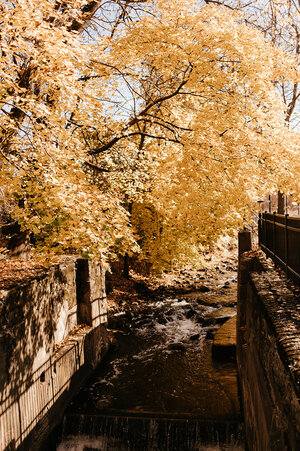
[76,259,107,327]
[212,315,236,360]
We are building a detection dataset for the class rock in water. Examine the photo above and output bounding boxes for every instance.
[186,309,197,319]
[198,285,210,292]
[212,315,236,361]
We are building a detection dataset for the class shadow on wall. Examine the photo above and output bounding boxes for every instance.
[0,257,108,450]
[0,260,75,398]
[1,338,81,450]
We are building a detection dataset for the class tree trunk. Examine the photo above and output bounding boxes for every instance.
[124,202,133,279]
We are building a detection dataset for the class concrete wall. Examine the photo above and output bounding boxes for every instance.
[237,248,300,450]
[0,257,109,451]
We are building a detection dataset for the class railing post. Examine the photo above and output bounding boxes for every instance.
[285,214,289,277]
[273,212,276,264]
[264,211,267,247]
[258,213,262,246]
[258,209,300,284]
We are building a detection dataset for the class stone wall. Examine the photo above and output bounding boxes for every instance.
[237,245,300,450]
[0,257,109,451]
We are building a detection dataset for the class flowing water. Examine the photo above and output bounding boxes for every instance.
[56,274,245,450]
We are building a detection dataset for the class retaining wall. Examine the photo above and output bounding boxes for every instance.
[0,257,109,450]
[237,245,300,450]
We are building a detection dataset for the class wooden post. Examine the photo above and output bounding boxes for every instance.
[273,212,276,262]
[278,191,284,214]
[264,212,267,247]
[285,214,289,277]
[258,213,262,247]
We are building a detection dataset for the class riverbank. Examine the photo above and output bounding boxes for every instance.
[106,248,238,314]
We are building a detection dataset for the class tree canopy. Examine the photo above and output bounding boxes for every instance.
[1,0,299,269]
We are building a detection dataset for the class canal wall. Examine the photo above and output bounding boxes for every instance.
[0,257,109,451]
[237,236,300,450]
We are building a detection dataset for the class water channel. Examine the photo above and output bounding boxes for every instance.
[56,267,245,450]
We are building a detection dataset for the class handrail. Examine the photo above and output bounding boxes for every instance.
[258,212,300,284]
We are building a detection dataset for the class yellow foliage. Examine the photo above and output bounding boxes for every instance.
[0,0,299,268]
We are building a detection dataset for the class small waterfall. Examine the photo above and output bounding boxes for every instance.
[59,414,244,450]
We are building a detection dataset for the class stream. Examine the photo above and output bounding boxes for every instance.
[56,266,245,450]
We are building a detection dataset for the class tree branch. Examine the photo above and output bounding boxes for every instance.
[84,160,111,172]
[89,66,193,155]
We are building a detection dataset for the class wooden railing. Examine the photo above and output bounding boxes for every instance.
[258,212,300,284]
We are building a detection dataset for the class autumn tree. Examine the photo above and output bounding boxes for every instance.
[0,0,299,269]
[0,0,142,258]
[88,0,300,269]
[202,0,300,125]
[202,0,300,212]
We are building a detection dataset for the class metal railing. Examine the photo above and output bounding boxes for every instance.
[258,212,300,284]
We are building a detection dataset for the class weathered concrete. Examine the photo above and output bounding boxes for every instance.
[0,257,109,451]
[212,315,236,360]
[238,229,252,255]
[76,258,107,327]
[237,250,300,450]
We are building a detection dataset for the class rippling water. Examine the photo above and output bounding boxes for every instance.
[57,290,244,450]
